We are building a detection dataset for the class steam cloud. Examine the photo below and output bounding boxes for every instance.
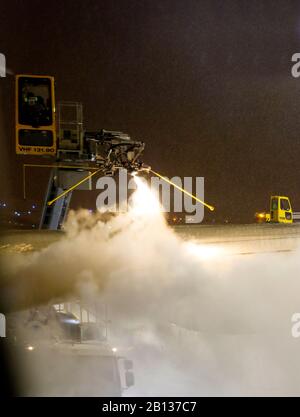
[2,181,300,396]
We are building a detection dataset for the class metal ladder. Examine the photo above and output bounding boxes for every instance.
[39,169,72,230]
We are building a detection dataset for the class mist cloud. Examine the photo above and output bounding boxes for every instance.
[2,183,300,395]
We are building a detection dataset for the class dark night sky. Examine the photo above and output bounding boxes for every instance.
[1,0,300,222]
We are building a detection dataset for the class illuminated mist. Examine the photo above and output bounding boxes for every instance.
[2,178,300,396]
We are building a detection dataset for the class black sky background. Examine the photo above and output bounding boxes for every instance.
[1,0,300,223]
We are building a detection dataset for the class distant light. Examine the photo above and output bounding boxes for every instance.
[3,203,6,207]
[28,211,31,215]
[32,205,36,209]
[27,346,34,351]
[112,347,118,353]
[61,318,80,325]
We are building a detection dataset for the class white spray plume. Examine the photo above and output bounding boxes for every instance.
[2,178,300,396]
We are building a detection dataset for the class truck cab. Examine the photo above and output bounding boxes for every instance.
[269,196,293,224]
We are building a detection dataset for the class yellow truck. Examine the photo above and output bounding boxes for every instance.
[255,196,300,224]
